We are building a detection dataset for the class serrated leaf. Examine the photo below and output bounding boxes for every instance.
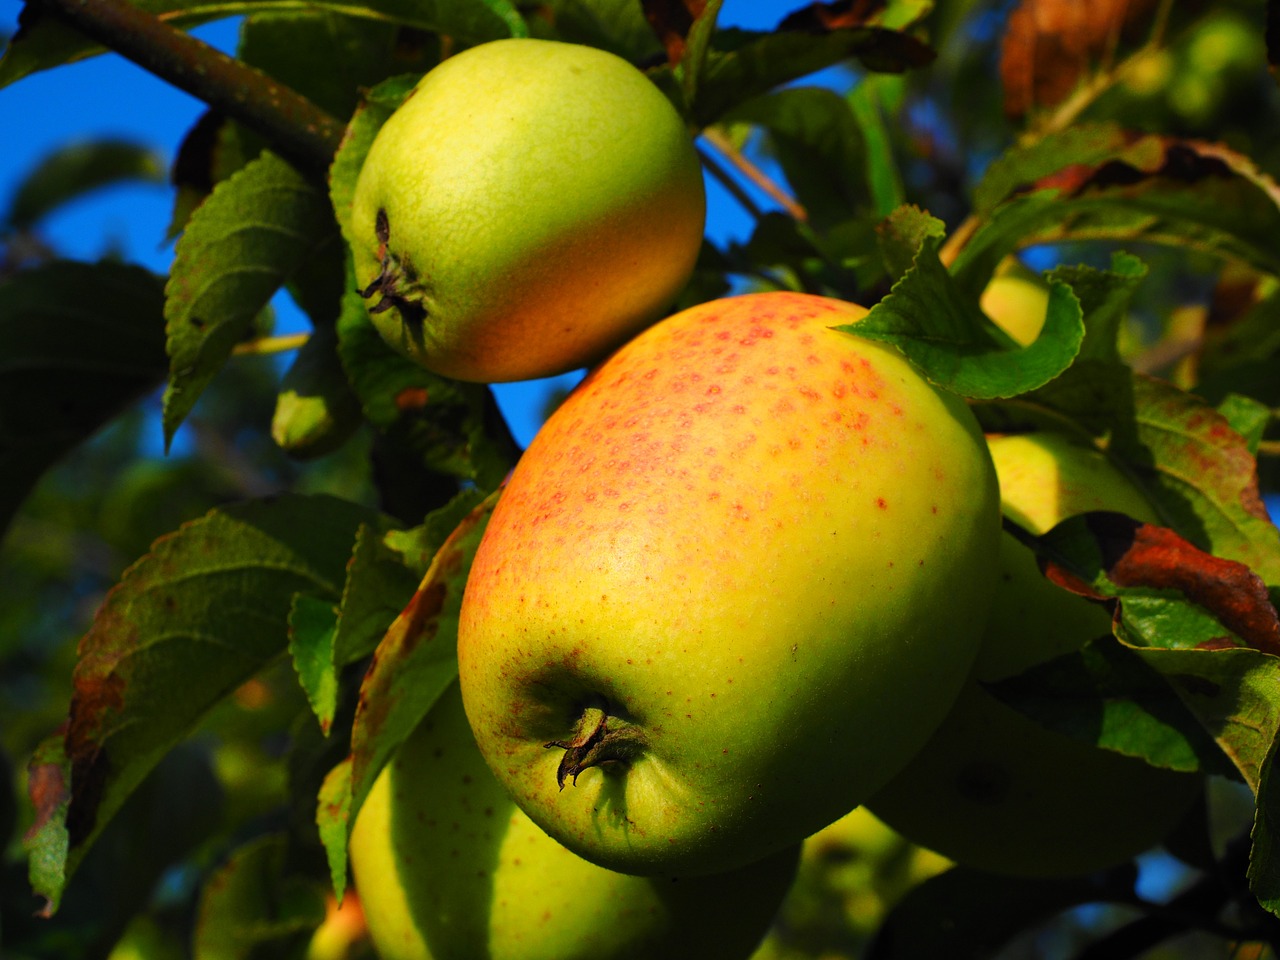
[332,523,420,667]
[289,595,341,736]
[1030,512,1280,656]
[24,732,71,914]
[318,492,496,894]
[876,205,945,284]
[843,236,1083,398]
[4,140,166,231]
[162,151,339,446]
[956,134,1280,281]
[192,834,327,960]
[1131,644,1280,795]
[316,756,353,898]
[1112,376,1280,591]
[55,494,387,894]
[0,0,523,87]
[987,635,1235,777]
[0,261,168,537]
[1250,733,1280,916]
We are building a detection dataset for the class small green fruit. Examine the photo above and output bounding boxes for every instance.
[866,431,1203,877]
[457,291,1002,877]
[350,38,706,383]
[348,683,798,960]
[271,328,362,459]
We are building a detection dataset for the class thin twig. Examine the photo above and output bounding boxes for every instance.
[231,333,311,356]
[700,127,808,222]
[34,0,344,177]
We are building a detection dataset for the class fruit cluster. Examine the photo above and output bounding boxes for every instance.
[346,39,1201,960]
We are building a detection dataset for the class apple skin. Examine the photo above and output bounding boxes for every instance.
[348,682,799,960]
[350,38,706,383]
[979,260,1049,347]
[457,291,1002,877]
[866,431,1203,877]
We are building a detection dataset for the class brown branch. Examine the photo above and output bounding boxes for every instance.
[33,0,345,177]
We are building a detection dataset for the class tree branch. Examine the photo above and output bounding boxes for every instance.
[33,0,345,177]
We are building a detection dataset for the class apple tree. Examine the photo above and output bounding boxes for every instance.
[3,0,1280,958]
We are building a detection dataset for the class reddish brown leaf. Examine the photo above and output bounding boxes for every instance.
[643,0,707,65]
[1088,513,1280,657]
[1000,0,1159,118]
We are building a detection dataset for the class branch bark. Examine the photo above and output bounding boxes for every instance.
[33,0,345,177]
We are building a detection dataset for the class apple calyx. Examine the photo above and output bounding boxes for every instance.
[359,208,426,326]
[545,706,646,790]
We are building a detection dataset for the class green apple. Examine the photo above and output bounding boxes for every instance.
[979,259,1049,347]
[457,291,1002,877]
[348,682,799,960]
[866,431,1203,877]
[350,38,706,383]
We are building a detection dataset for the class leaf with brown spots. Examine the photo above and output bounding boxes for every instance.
[49,494,386,906]
[1000,0,1159,118]
[1030,512,1280,655]
[956,130,1280,281]
[319,491,497,899]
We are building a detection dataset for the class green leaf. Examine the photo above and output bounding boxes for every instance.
[332,523,421,667]
[843,236,1083,398]
[192,834,327,960]
[957,133,1280,281]
[318,492,496,896]
[0,261,168,537]
[720,86,870,233]
[1027,512,1280,655]
[55,494,387,894]
[987,635,1235,777]
[0,0,523,87]
[24,733,71,914]
[4,140,166,231]
[1131,644,1280,795]
[530,0,664,63]
[237,12,420,122]
[875,205,945,284]
[1216,393,1271,454]
[333,261,515,487]
[687,25,935,127]
[162,151,339,446]
[673,0,724,113]
[1250,733,1280,916]
[289,595,341,737]
[846,74,906,219]
[1111,376,1280,591]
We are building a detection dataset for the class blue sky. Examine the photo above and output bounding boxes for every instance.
[0,0,808,447]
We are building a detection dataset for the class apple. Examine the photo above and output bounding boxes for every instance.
[348,682,799,960]
[979,259,1049,347]
[350,38,706,383]
[456,290,1002,877]
[865,431,1203,877]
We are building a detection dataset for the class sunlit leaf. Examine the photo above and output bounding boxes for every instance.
[161,151,339,446]
[53,494,386,895]
[843,236,1083,398]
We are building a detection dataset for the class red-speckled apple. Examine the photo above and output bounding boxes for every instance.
[456,291,1002,876]
[350,38,705,383]
[348,683,799,960]
[866,431,1203,877]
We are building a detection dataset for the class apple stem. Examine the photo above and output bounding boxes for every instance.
[545,706,646,790]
